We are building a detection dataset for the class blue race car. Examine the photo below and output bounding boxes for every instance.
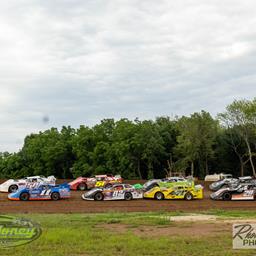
[8,183,70,201]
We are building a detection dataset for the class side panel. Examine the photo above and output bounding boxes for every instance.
[103,190,125,200]
[231,190,255,200]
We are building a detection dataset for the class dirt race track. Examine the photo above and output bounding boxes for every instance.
[0,180,255,213]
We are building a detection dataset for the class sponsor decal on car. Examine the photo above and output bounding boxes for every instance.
[232,190,255,200]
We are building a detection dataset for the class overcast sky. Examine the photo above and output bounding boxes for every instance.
[0,0,256,152]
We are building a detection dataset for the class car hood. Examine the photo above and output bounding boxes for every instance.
[0,179,26,186]
[143,180,161,188]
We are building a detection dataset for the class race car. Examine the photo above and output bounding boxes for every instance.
[210,184,256,200]
[205,173,232,182]
[143,177,190,192]
[69,174,123,191]
[209,176,256,191]
[8,183,70,201]
[0,175,56,193]
[81,183,143,201]
[143,182,203,200]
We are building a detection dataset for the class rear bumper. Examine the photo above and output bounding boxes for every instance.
[0,185,9,193]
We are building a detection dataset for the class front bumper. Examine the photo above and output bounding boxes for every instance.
[81,193,94,200]
[68,183,78,190]
[143,193,153,199]
[209,184,219,191]
[209,193,218,200]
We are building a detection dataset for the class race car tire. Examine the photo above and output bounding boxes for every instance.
[8,185,18,193]
[94,192,104,201]
[154,192,164,200]
[51,192,60,201]
[222,192,231,201]
[184,192,193,201]
[19,192,30,201]
[124,192,133,201]
[78,183,87,191]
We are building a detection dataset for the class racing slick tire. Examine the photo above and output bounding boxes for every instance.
[19,192,30,201]
[8,185,18,193]
[222,192,231,201]
[124,192,133,201]
[51,192,60,201]
[94,192,104,201]
[154,192,164,200]
[184,192,193,201]
[78,183,87,191]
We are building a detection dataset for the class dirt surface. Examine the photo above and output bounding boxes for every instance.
[0,180,255,213]
[98,222,231,237]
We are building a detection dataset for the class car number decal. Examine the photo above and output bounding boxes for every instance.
[40,189,51,196]
[112,191,124,197]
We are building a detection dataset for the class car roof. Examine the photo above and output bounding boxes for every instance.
[239,176,252,180]
[26,176,42,179]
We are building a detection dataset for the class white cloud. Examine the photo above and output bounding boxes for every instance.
[0,0,256,151]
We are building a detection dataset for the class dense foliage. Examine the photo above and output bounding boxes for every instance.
[0,98,255,179]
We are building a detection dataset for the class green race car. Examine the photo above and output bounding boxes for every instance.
[143,177,193,192]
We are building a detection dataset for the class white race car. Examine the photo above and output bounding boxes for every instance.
[0,175,56,193]
[82,183,143,201]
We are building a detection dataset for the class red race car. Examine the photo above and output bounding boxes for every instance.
[69,174,123,191]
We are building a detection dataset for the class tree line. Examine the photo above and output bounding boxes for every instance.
[0,98,255,179]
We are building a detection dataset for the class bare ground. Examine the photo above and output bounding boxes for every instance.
[97,222,231,237]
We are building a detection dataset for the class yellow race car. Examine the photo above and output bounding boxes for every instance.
[143,182,203,200]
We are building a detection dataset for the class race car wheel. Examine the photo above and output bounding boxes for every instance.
[184,192,193,201]
[19,192,30,201]
[154,192,164,200]
[94,192,104,201]
[222,192,231,201]
[78,183,87,191]
[8,185,18,193]
[51,192,60,201]
[124,192,133,201]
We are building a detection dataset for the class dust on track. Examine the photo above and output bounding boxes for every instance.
[0,180,255,213]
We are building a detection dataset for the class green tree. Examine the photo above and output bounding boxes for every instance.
[219,98,256,176]
[71,125,95,177]
[130,120,165,179]
[175,111,218,178]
